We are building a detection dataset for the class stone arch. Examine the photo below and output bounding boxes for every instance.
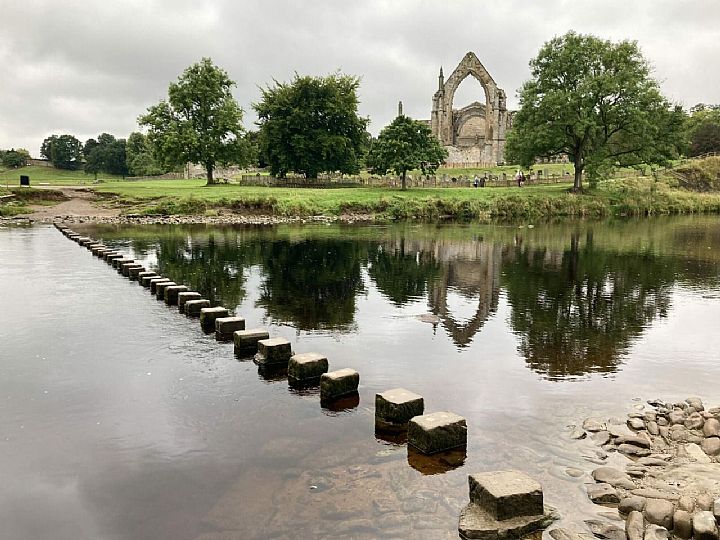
[453,102,487,147]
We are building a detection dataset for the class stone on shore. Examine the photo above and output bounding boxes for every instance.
[619,496,647,515]
[214,316,245,341]
[320,368,359,401]
[254,337,292,366]
[625,510,645,540]
[375,388,424,428]
[643,498,674,529]
[673,509,693,539]
[184,299,210,316]
[591,467,636,490]
[697,494,714,511]
[692,511,718,540]
[468,470,543,520]
[701,436,720,456]
[288,352,328,382]
[644,524,670,540]
[615,434,651,449]
[684,443,712,463]
[164,285,189,305]
[233,328,270,356]
[587,483,620,505]
[703,418,720,437]
[583,520,625,540]
[458,502,557,540]
[408,411,466,454]
[583,419,606,432]
[618,444,651,457]
[155,281,177,300]
[200,306,229,332]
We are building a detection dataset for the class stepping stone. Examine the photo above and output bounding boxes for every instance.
[104,252,122,262]
[184,299,210,317]
[91,245,106,255]
[137,271,157,281]
[155,281,177,300]
[469,471,543,520]
[164,285,189,305]
[408,411,467,454]
[320,368,359,400]
[376,388,424,428]
[177,291,202,311]
[149,277,171,293]
[118,260,137,274]
[215,316,245,341]
[122,263,143,277]
[233,328,269,356]
[86,243,102,250]
[200,306,229,332]
[142,274,164,287]
[254,337,292,366]
[113,258,133,269]
[288,352,328,382]
[128,266,146,279]
[458,503,557,540]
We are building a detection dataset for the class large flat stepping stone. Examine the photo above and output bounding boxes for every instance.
[320,368,359,400]
[458,502,558,540]
[288,352,328,382]
[149,277,171,293]
[136,271,157,283]
[112,258,134,269]
[177,292,202,311]
[408,411,467,454]
[155,281,177,300]
[215,316,245,341]
[128,266,146,280]
[200,307,229,332]
[254,337,292,366]
[376,388,424,428]
[184,299,210,316]
[164,285,189,305]
[104,252,123,262]
[233,328,269,356]
[469,470,544,520]
[122,263,143,277]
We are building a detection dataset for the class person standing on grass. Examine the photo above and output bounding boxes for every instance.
[515,169,522,187]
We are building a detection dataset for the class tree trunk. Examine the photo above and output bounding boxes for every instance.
[205,163,215,186]
[572,162,583,191]
[401,170,407,191]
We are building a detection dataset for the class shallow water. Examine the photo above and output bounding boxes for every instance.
[1,217,719,539]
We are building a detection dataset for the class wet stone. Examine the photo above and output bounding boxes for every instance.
[584,519,625,540]
[584,419,607,432]
[200,306,229,332]
[155,281,177,300]
[320,368,359,401]
[128,266,146,279]
[408,411,466,455]
[684,412,705,430]
[113,257,133,269]
[184,299,210,316]
[164,285,189,305]
[254,337,292,366]
[177,291,201,311]
[458,502,557,540]
[692,511,718,540]
[615,434,651,449]
[587,483,620,505]
[214,316,245,341]
[233,328,270,356]
[122,263,143,277]
[628,418,646,431]
[149,277,170,293]
[571,428,587,440]
[469,470,543,520]
[288,352,328,382]
[375,388,424,427]
[104,252,122,261]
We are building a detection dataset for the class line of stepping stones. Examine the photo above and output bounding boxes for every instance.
[56,223,561,539]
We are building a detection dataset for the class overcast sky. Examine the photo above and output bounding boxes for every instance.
[1,0,719,156]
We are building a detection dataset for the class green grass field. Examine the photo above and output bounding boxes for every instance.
[0,165,123,186]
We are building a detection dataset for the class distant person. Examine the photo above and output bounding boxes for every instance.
[515,169,523,187]
[473,175,480,188]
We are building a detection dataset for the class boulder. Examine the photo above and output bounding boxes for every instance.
[571,428,587,440]
[583,520,625,540]
[591,467,636,490]
[684,443,712,463]
[669,410,687,425]
[408,411,466,454]
[177,292,202,311]
[628,418,646,431]
[686,397,704,411]
[155,281,177,300]
[592,431,611,445]
[644,524,670,540]
[615,435,651,449]
[584,419,607,432]
[685,412,705,430]
[643,498,674,529]
[619,496,647,515]
[697,494,714,511]
[703,418,720,437]
[673,509,692,539]
[618,444,651,457]
[692,511,718,540]
[647,421,660,436]
[625,510,645,540]
[184,299,210,316]
[677,495,695,513]
[701,436,720,456]
[458,502,557,540]
[164,285,189,305]
[468,470,543,520]
[587,483,619,505]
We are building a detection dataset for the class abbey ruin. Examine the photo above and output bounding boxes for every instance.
[428,52,514,166]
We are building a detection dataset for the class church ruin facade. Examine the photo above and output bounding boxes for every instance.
[429,52,513,166]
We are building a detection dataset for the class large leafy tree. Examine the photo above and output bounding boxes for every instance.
[506,32,685,190]
[84,133,128,178]
[125,132,163,176]
[139,58,247,185]
[686,104,720,157]
[1,148,31,168]
[254,73,369,179]
[367,115,448,190]
[40,134,83,170]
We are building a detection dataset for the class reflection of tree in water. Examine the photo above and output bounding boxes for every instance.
[503,232,675,380]
[256,240,366,331]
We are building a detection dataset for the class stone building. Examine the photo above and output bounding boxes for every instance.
[428,52,513,166]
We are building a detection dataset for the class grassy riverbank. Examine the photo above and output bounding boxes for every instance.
[0,165,122,186]
[90,176,720,220]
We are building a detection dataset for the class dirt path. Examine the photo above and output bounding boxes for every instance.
[23,187,120,219]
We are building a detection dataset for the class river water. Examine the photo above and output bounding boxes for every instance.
[1,217,719,539]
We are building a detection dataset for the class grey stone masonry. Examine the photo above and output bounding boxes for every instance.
[254,337,293,366]
[215,316,245,341]
[122,263,143,277]
[155,281,177,300]
[200,307,229,332]
[408,411,467,454]
[177,292,202,311]
[320,368,360,400]
[233,328,270,355]
[184,299,211,317]
[149,277,171,294]
[376,388,424,426]
[128,266,147,280]
[288,352,328,382]
[164,285,189,305]
[469,471,543,521]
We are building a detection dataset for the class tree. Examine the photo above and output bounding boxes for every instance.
[1,148,31,168]
[139,58,247,185]
[254,73,369,179]
[506,32,685,190]
[125,132,164,176]
[84,133,128,178]
[686,104,720,156]
[367,115,448,190]
[40,134,83,170]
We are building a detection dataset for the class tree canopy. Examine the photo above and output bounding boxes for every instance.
[686,104,720,157]
[83,133,128,178]
[139,57,247,185]
[125,132,164,176]
[506,31,685,190]
[254,73,369,179]
[367,115,448,190]
[1,148,31,168]
[40,134,83,170]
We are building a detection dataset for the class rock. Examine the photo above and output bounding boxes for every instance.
[408,410,466,455]
[628,418,646,430]
[155,280,177,300]
[615,435,651,449]
[184,299,210,316]
[701,436,720,456]
[692,511,718,540]
[164,285,189,305]
[673,509,693,539]
[669,425,697,443]
[658,426,669,440]
[233,328,270,356]
[550,528,595,540]
[375,388,424,427]
[684,412,705,430]
[637,457,667,467]
[148,276,170,293]
[571,428,587,440]
[177,291,201,311]
[565,468,584,478]
[631,489,680,502]
[657,417,669,427]
[647,421,660,436]
[214,316,246,341]
[609,425,633,438]
[669,410,686,425]
[644,524,670,540]
[288,352,328,383]
[643,499,674,529]
[592,431,611,445]
[686,397,704,411]
[199,306,230,332]
[697,494,714,511]
[677,495,695,513]
[584,419,607,432]
[458,502,557,540]
[644,411,657,422]
[625,465,647,478]
[591,467,636,490]
[583,520,625,540]
[254,337,292,366]
[320,368,360,401]
[619,497,647,515]
[468,470,543,520]
[704,418,720,437]
[618,444,651,457]
[625,510,645,540]
[714,497,720,519]
[587,483,620,505]
[684,443,712,463]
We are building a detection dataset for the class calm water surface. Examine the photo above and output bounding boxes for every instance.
[1,217,719,539]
